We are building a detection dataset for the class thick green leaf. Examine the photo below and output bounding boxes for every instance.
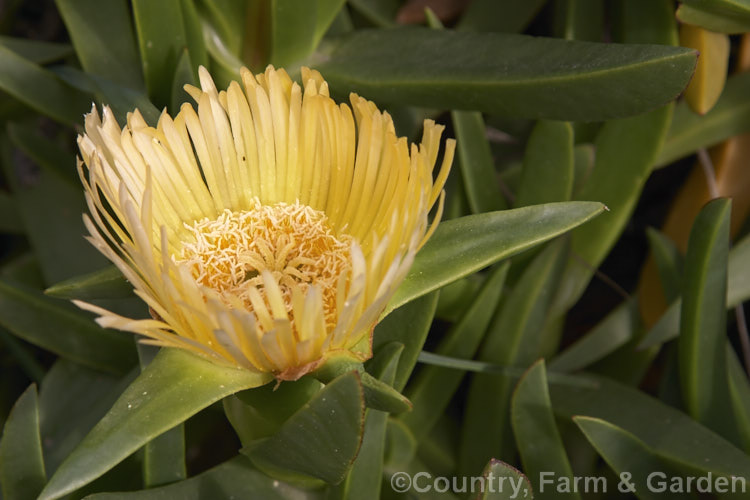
[386,201,605,316]
[657,71,750,167]
[679,198,734,437]
[2,132,108,284]
[0,326,45,383]
[401,263,508,440]
[179,0,209,66]
[85,455,321,499]
[549,298,638,373]
[0,279,137,374]
[316,27,696,121]
[54,0,144,90]
[727,233,750,307]
[132,0,207,108]
[515,120,574,207]
[170,48,197,114]
[142,422,185,488]
[313,0,347,44]
[45,266,132,300]
[677,4,750,33]
[0,192,22,233]
[137,345,186,487]
[0,253,44,289]
[452,111,506,213]
[646,227,683,303]
[39,349,270,500]
[434,274,483,321]
[550,374,750,484]
[611,0,678,45]
[347,0,398,27]
[460,239,568,475]
[340,344,401,500]
[553,0,677,315]
[7,122,77,185]
[573,417,667,500]
[512,360,578,500]
[384,419,417,470]
[0,45,90,125]
[87,75,160,126]
[374,292,439,391]
[196,0,246,55]
[226,376,322,447]
[242,371,364,484]
[53,66,160,126]
[555,106,673,313]
[0,36,72,64]
[431,11,503,216]
[639,232,750,348]
[224,393,274,447]
[681,0,750,25]
[553,0,605,41]
[360,370,411,414]
[39,361,134,474]
[572,143,595,195]
[727,347,750,453]
[237,377,322,430]
[457,0,546,33]
[271,0,317,66]
[270,0,342,67]
[0,385,46,500]
[202,21,243,88]
[416,419,457,477]
[478,460,535,500]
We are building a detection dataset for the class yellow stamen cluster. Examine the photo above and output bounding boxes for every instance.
[176,200,352,330]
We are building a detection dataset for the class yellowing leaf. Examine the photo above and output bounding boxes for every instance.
[680,24,730,114]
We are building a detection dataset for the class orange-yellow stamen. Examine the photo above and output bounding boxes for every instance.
[175,199,352,329]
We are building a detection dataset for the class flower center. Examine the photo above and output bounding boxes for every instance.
[175,200,352,328]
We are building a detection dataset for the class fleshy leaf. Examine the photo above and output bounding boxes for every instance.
[0,36,72,64]
[677,4,750,33]
[54,0,144,90]
[452,111,506,213]
[550,374,750,482]
[242,371,364,484]
[657,70,750,167]
[374,292,439,391]
[39,349,271,500]
[477,459,534,500]
[0,279,137,374]
[511,360,578,500]
[639,231,750,348]
[386,201,605,316]
[84,456,320,499]
[678,198,735,438]
[457,0,545,33]
[0,45,90,125]
[515,120,574,207]
[0,385,46,500]
[549,298,638,373]
[316,27,696,121]
[574,416,669,500]
[401,263,508,441]
[45,266,132,300]
[132,0,206,108]
[337,343,402,499]
[460,239,568,475]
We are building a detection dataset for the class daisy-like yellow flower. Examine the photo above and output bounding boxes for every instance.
[75,65,454,380]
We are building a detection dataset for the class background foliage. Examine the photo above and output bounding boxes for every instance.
[1,0,750,499]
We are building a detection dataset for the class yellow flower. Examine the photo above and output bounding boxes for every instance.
[75,65,454,380]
